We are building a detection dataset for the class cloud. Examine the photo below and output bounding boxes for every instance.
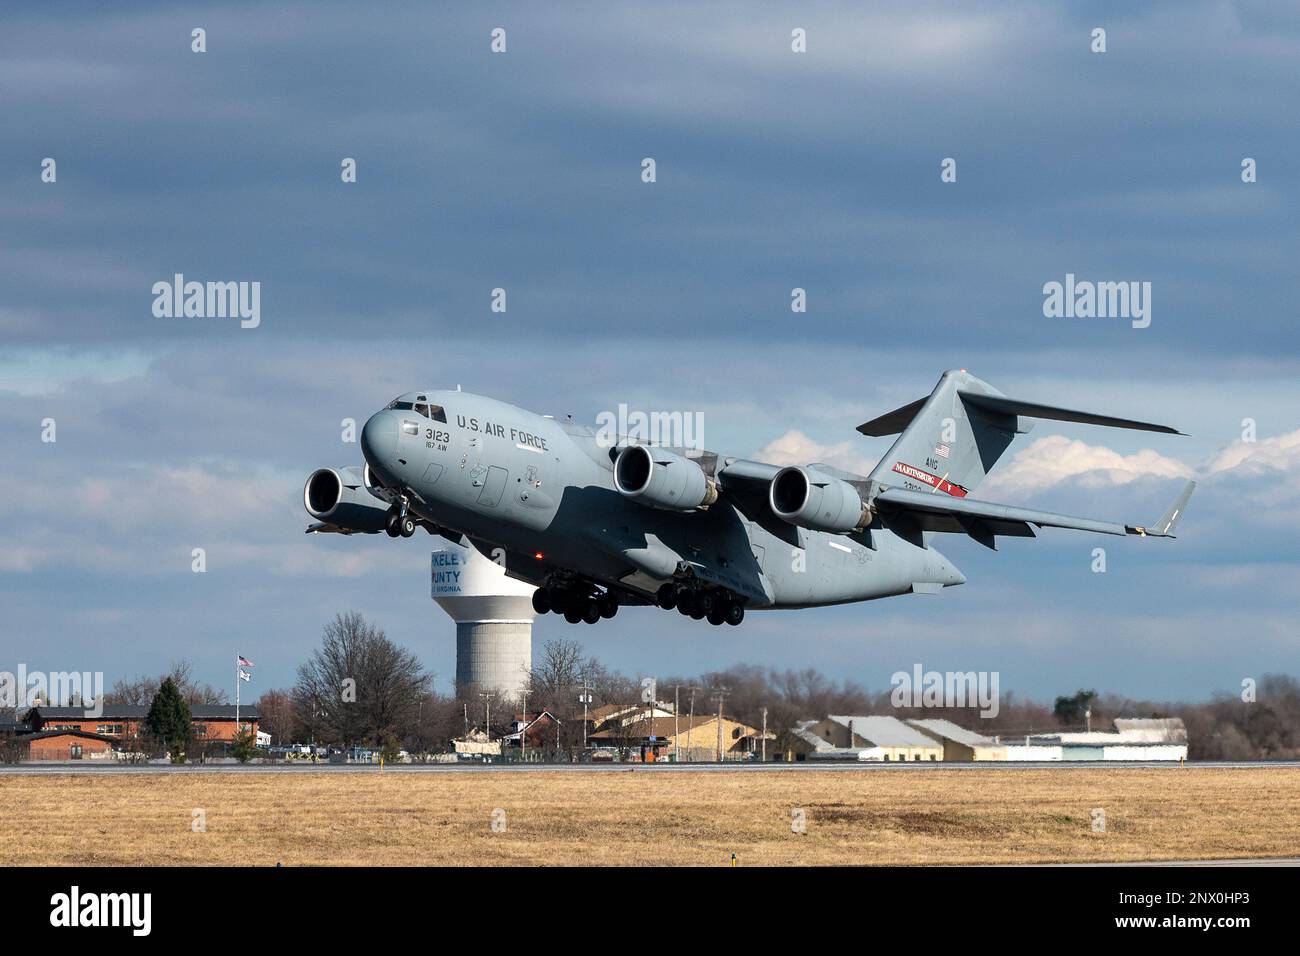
[982,435,1194,497]
[751,430,878,476]
[0,460,391,578]
[1204,428,1300,476]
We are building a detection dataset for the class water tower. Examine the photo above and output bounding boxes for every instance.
[431,540,536,701]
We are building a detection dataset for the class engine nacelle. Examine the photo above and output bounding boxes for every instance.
[303,466,391,533]
[769,465,871,533]
[613,444,718,512]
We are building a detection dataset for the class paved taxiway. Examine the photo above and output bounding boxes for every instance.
[2,760,1296,775]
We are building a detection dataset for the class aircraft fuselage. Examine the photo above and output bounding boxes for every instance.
[359,390,964,611]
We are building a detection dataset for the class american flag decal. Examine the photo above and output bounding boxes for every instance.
[935,443,950,459]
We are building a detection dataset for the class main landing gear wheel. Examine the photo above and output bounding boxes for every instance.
[531,588,551,614]
[725,603,745,626]
[655,583,678,611]
[563,605,583,624]
[581,599,602,625]
[548,587,571,616]
[707,605,727,626]
[598,593,619,619]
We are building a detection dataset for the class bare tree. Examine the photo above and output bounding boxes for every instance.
[107,660,227,707]
[256,689,298,746]
[293,612,431,748]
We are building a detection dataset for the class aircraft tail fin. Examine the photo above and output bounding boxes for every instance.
[861,370,1184,497]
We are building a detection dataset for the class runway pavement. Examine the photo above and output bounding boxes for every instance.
[2,759,1297,775]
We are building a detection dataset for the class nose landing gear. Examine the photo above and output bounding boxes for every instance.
[384,499,417,538]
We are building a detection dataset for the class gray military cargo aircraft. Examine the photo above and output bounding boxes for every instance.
[303,369,1194,627]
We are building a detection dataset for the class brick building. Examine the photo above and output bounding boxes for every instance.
[23,729,117,761]
[26,704,259,743]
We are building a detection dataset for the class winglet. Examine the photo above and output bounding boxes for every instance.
[1126,480,1196,538]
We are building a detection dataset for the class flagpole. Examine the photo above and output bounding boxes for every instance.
[235,654,240,739]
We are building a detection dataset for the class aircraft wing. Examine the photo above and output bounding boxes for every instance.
[872,481,1195,550]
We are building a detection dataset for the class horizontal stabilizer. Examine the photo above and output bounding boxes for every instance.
[958,391,1184,435]
[856,396,928,437]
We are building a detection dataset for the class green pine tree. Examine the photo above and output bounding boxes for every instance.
[230,728,259,763]
[146,677,192,763]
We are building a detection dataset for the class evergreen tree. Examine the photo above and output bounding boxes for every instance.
[146,677,192,763]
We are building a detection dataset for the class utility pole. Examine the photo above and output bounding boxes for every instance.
[673,685,681,763]
[578,674,593,752]
[714,687,729,763]
[463,701,469,739]
[479,692,495,742]
[761,706,768,763]
[686,686,698,763]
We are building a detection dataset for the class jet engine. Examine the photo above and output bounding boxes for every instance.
[769,465,871,533]
[303,466,391,533]
[613,444,718,512]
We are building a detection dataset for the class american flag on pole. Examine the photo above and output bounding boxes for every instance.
[237,655,253,667]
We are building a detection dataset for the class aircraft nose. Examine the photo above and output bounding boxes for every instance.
[360,411,398,468]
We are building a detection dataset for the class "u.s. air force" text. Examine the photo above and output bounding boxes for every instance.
[456,416,548,451]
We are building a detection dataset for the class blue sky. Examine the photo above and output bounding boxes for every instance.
[2,1,1298,704]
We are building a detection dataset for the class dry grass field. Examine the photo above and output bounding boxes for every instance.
[3,766,1298,866]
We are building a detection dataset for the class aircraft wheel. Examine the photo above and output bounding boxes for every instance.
[548,588,569,614]
[531,588,551,614]
[598,593,619,619]
[677,594,695,616]
[656,584,677,610]
[563,606,583,624]
[582,600,602,624]
[707,605,726,626]
[399,516,416,537]
[725,603,745,626]
[689,605,707,620]
[385,512,401,537]
[696,591,716,615]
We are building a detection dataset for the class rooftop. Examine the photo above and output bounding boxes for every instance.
[907,718,999,748]
[30,704,259,721]
[826,715,940,748]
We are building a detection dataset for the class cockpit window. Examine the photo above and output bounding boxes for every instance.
[386,398,445,420]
